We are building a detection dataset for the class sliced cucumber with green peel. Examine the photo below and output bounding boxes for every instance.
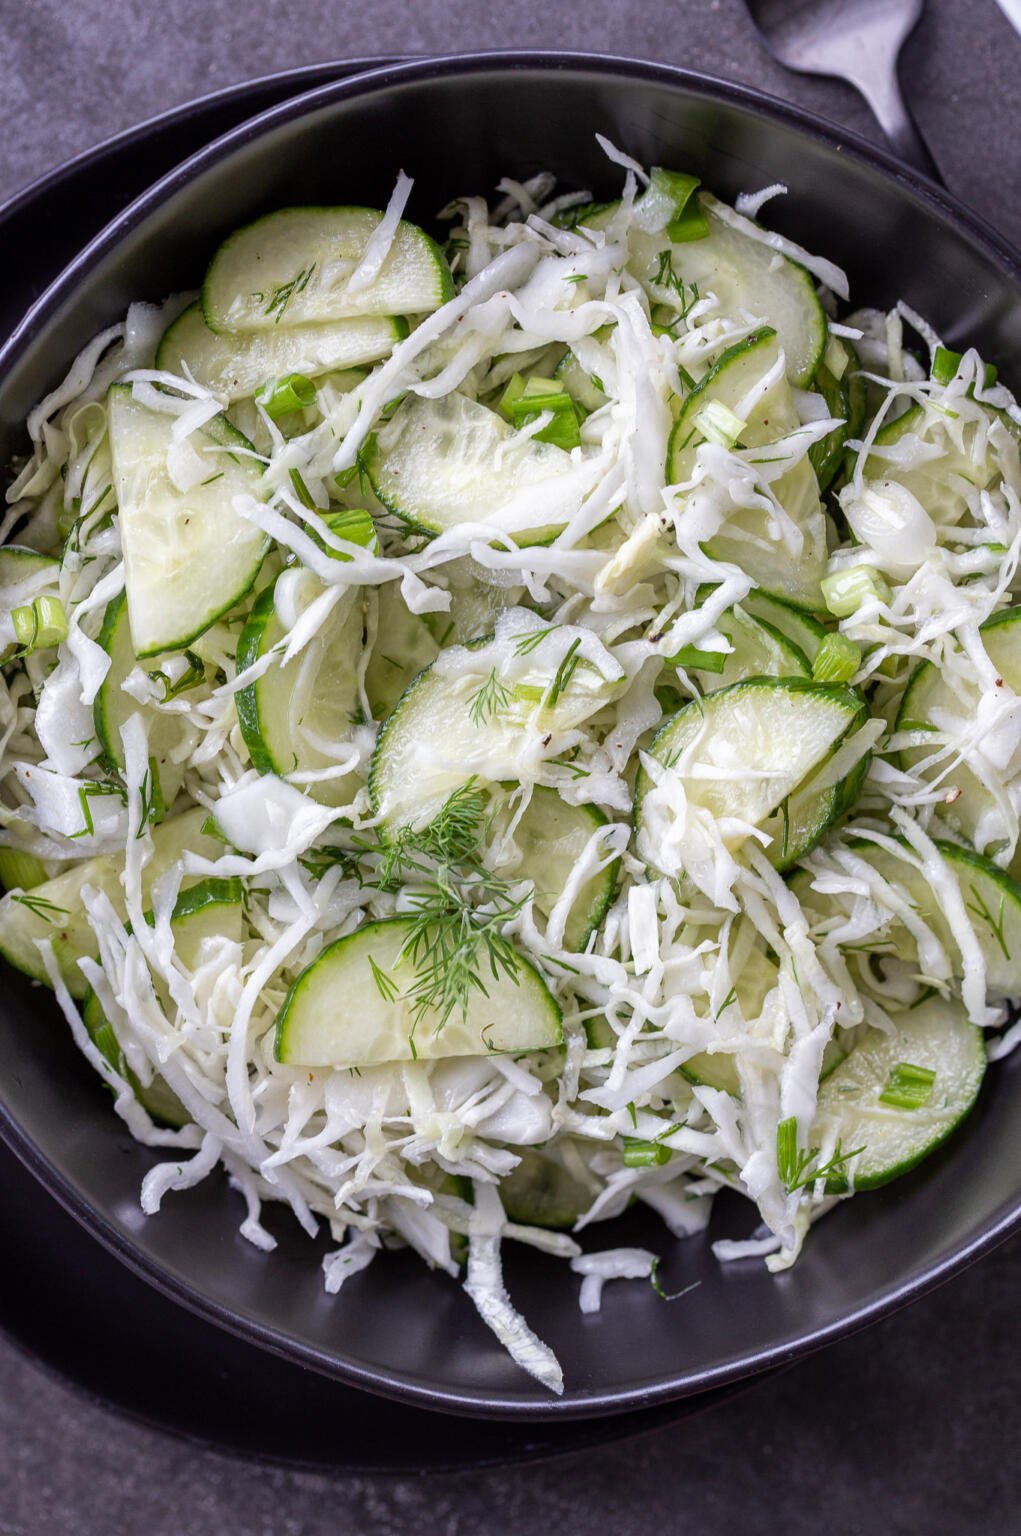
[680,602,811,687]
[108,384,269,657]
[509,787,618,952]
[202,207,453,334]
[169,876,244,967]
[83,989,188,1128]
[553,348,608,413]
[275,916,562,1067]
[156,301,407,401]
[793,837,1021,997]
[635,678,866,874]
[896,605,1021,855]
[810,341,865,493]
[859,400,1001,526]
[628,193,827,386]
[94,591,188,807]
[500,1146,594,1230]
[365,392,585,545]
[365,583,439,721]
[369,635,618,836]
[667,329,827,608]
[812,995,985,1192]
[0,807,221,997]
[741,589,827,665]
[235,577,363,808]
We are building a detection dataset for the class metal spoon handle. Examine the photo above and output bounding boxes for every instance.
[850,59,942,181]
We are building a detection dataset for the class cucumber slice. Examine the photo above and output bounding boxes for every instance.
[108,384,268,658]
[667,330,827,608]
[500,1146,594,1230]
[741,589,827,665]
[553,348,608,413]
[275,916,562,1067]
[682,602,811,686]
[94,592,188,807]
[812,995,985,1192]
[156,301,407,401]
[628,193,827,386]
[369,633,617,836]
[82,988,188,1128]
[364,583,439,721]
[896,605,1021,855]
[635,678,866,875]
[794,837,1021,997]
[810,342,865,493]
[169,876,244,968]
[510,787,618,952]
[202,207,453,334]
[365,392,585,546]
[860,400,1001,526]
[235,576,363,808]
[0,807,221,997]
[0,848,49,891]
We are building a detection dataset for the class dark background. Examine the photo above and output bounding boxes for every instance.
[1,1,1019,1531]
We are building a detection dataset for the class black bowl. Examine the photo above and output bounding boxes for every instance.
[1,52,1019,1419]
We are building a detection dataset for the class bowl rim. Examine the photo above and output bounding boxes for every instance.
[2,48,1020,1421]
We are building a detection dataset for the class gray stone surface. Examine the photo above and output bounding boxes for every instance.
[1,2,1020,1531]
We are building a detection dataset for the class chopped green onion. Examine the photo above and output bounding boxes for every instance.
[0,847,49,891]
[255,372,316,419]
[334,464,359,490]
[823,334,849,381]
[499,373,581,450]
[812,632,862,683]
[317,508,378,559]
[693,399,746,449]
[11,594,69,653]
[667,201,710,243]
[199,815,229,844]
[879,1061,936,1110]
[623,1138,672,1168]
[821,565,892,618]
[931,345,998,389]
[650,167,700,220]
[667,642,728,674]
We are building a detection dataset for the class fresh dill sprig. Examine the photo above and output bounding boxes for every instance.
[776,1115,864,1193]
[10,892,69,923]
[966,883,1010,961]
[512,624,560,656]
[467,668,513,727]
[543,637,582,711]
[368,954,400,1003]
[260,263,316,323]
[652,249,700,322]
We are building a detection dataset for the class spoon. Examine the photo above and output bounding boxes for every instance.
[742,0,941,181]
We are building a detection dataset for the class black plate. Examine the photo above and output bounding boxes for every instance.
[1,52,1019,1421]
[0,61,744,1471]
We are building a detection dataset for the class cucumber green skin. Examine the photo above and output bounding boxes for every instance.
[234,584,281,778]
[93,590,130,768]
[634,677,867,873]
[667,327,777,482]
[810,344,864,493]
[201,206,455,334]
[366,661,438,831]
[742,591,827,665]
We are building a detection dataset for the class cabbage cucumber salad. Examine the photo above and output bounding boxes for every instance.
[1,140,1020,1393]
